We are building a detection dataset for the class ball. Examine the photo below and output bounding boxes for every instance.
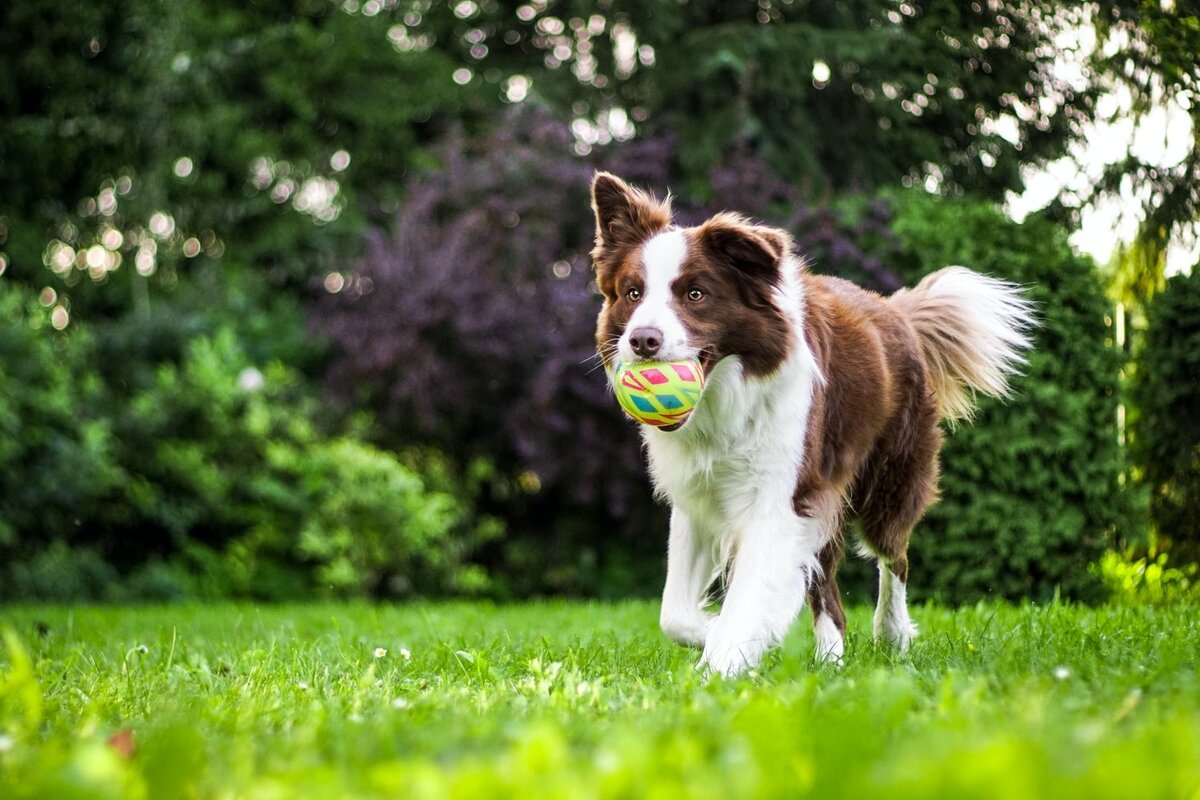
[613,359,706,429]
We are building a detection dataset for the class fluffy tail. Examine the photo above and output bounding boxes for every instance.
[890,266,1036,422]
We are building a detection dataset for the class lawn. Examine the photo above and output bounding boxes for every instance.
[1,601,1198,799]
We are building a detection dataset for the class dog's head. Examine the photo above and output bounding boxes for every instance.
[590,172,794,379]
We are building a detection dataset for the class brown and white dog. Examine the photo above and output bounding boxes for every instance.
[589,172,1034,676]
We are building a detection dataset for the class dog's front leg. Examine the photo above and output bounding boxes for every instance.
[699,513,818,677]
[659,509,716,647]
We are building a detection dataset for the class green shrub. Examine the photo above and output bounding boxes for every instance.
[3,541,119,602]
[0,285,494,600]
[880,192,1126,602]
[1131,268,1200,561]
[107,330,494,600]
[227,437,495,599]
[1096,548,1198,605]
[0,283,119,556]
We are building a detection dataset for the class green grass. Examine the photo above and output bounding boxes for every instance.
[1,602,1198,798]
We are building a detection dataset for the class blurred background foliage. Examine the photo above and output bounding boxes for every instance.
[0,0,1195,602]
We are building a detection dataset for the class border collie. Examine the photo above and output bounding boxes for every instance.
[590,172,1034,676]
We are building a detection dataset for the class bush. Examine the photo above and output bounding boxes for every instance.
[232,437,495,599]
[1096,548,1198,605]
[0,279,491,600]
[882,192,1127,602]
[1131,268,1200,561]
[105,330,492,600]
[3,542,120,603]
[0,283,119,556]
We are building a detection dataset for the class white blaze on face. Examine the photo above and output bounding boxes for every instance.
[619,229,691,363]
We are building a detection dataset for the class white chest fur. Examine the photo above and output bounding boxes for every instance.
[644,351,818,550]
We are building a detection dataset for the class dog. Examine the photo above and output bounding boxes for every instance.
[589,172,1034,676]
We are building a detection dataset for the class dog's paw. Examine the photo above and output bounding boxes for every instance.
[813,615,845,666]
[698,621,768,678]
[874,619,919,652]
[697,645,752,678]
[894,620,919,652]
[660,613,713,648]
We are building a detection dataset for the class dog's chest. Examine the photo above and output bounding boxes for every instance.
[649,437,754,516]
[644,363,813,528]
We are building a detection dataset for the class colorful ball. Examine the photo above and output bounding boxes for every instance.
[613,359,706,429]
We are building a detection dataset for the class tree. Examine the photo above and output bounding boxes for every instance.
[1132,269,1200,561]
[0,0,477,295]
[1087,1,1200,302]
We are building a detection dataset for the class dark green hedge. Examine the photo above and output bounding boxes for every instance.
[1132,268,1200,561]
[881,192,1127,602]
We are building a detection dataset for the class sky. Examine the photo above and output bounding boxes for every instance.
[1004,20,1198,276]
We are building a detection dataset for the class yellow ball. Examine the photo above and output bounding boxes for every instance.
[613,359,706,429]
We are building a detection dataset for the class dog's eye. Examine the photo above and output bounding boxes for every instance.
[687,288,705,302]
[626,288,642,302]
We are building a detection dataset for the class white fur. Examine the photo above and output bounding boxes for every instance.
[873,562,918,651]
[926,267,1035,391]
[645,257,829,677]
[618,230,691,363]
[813,613,845,665]
[908,266,1036,420]
[659,510,717,647]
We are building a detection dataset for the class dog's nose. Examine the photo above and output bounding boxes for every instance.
[629,327,663,358]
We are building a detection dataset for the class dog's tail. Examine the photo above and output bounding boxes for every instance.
[890,267,1036,422]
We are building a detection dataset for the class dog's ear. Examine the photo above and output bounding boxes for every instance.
[696,213,790,297]
[590,172,672,257]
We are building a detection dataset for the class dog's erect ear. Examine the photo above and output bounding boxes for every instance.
[590,172,672,256]
[696,213,790,289]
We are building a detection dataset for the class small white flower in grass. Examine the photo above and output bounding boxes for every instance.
[399,648,411,661]
[0,733,14,752]
[391,697,410,710]
[374,647,387,659]
[1054,666,1071,680]
[296,681,309,690]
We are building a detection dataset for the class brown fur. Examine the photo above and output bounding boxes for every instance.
[793,275,941,634]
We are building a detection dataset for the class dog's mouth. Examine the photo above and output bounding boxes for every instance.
[655,349,717,434]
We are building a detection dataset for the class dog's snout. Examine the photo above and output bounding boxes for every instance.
[629,327,664,359]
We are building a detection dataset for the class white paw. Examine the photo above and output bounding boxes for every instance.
[698,622,768,678]
[875,619,919,652]
[660,613,714,648]
[814,641,844,667]
[813,613,845,666]
[895,621,919,652]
